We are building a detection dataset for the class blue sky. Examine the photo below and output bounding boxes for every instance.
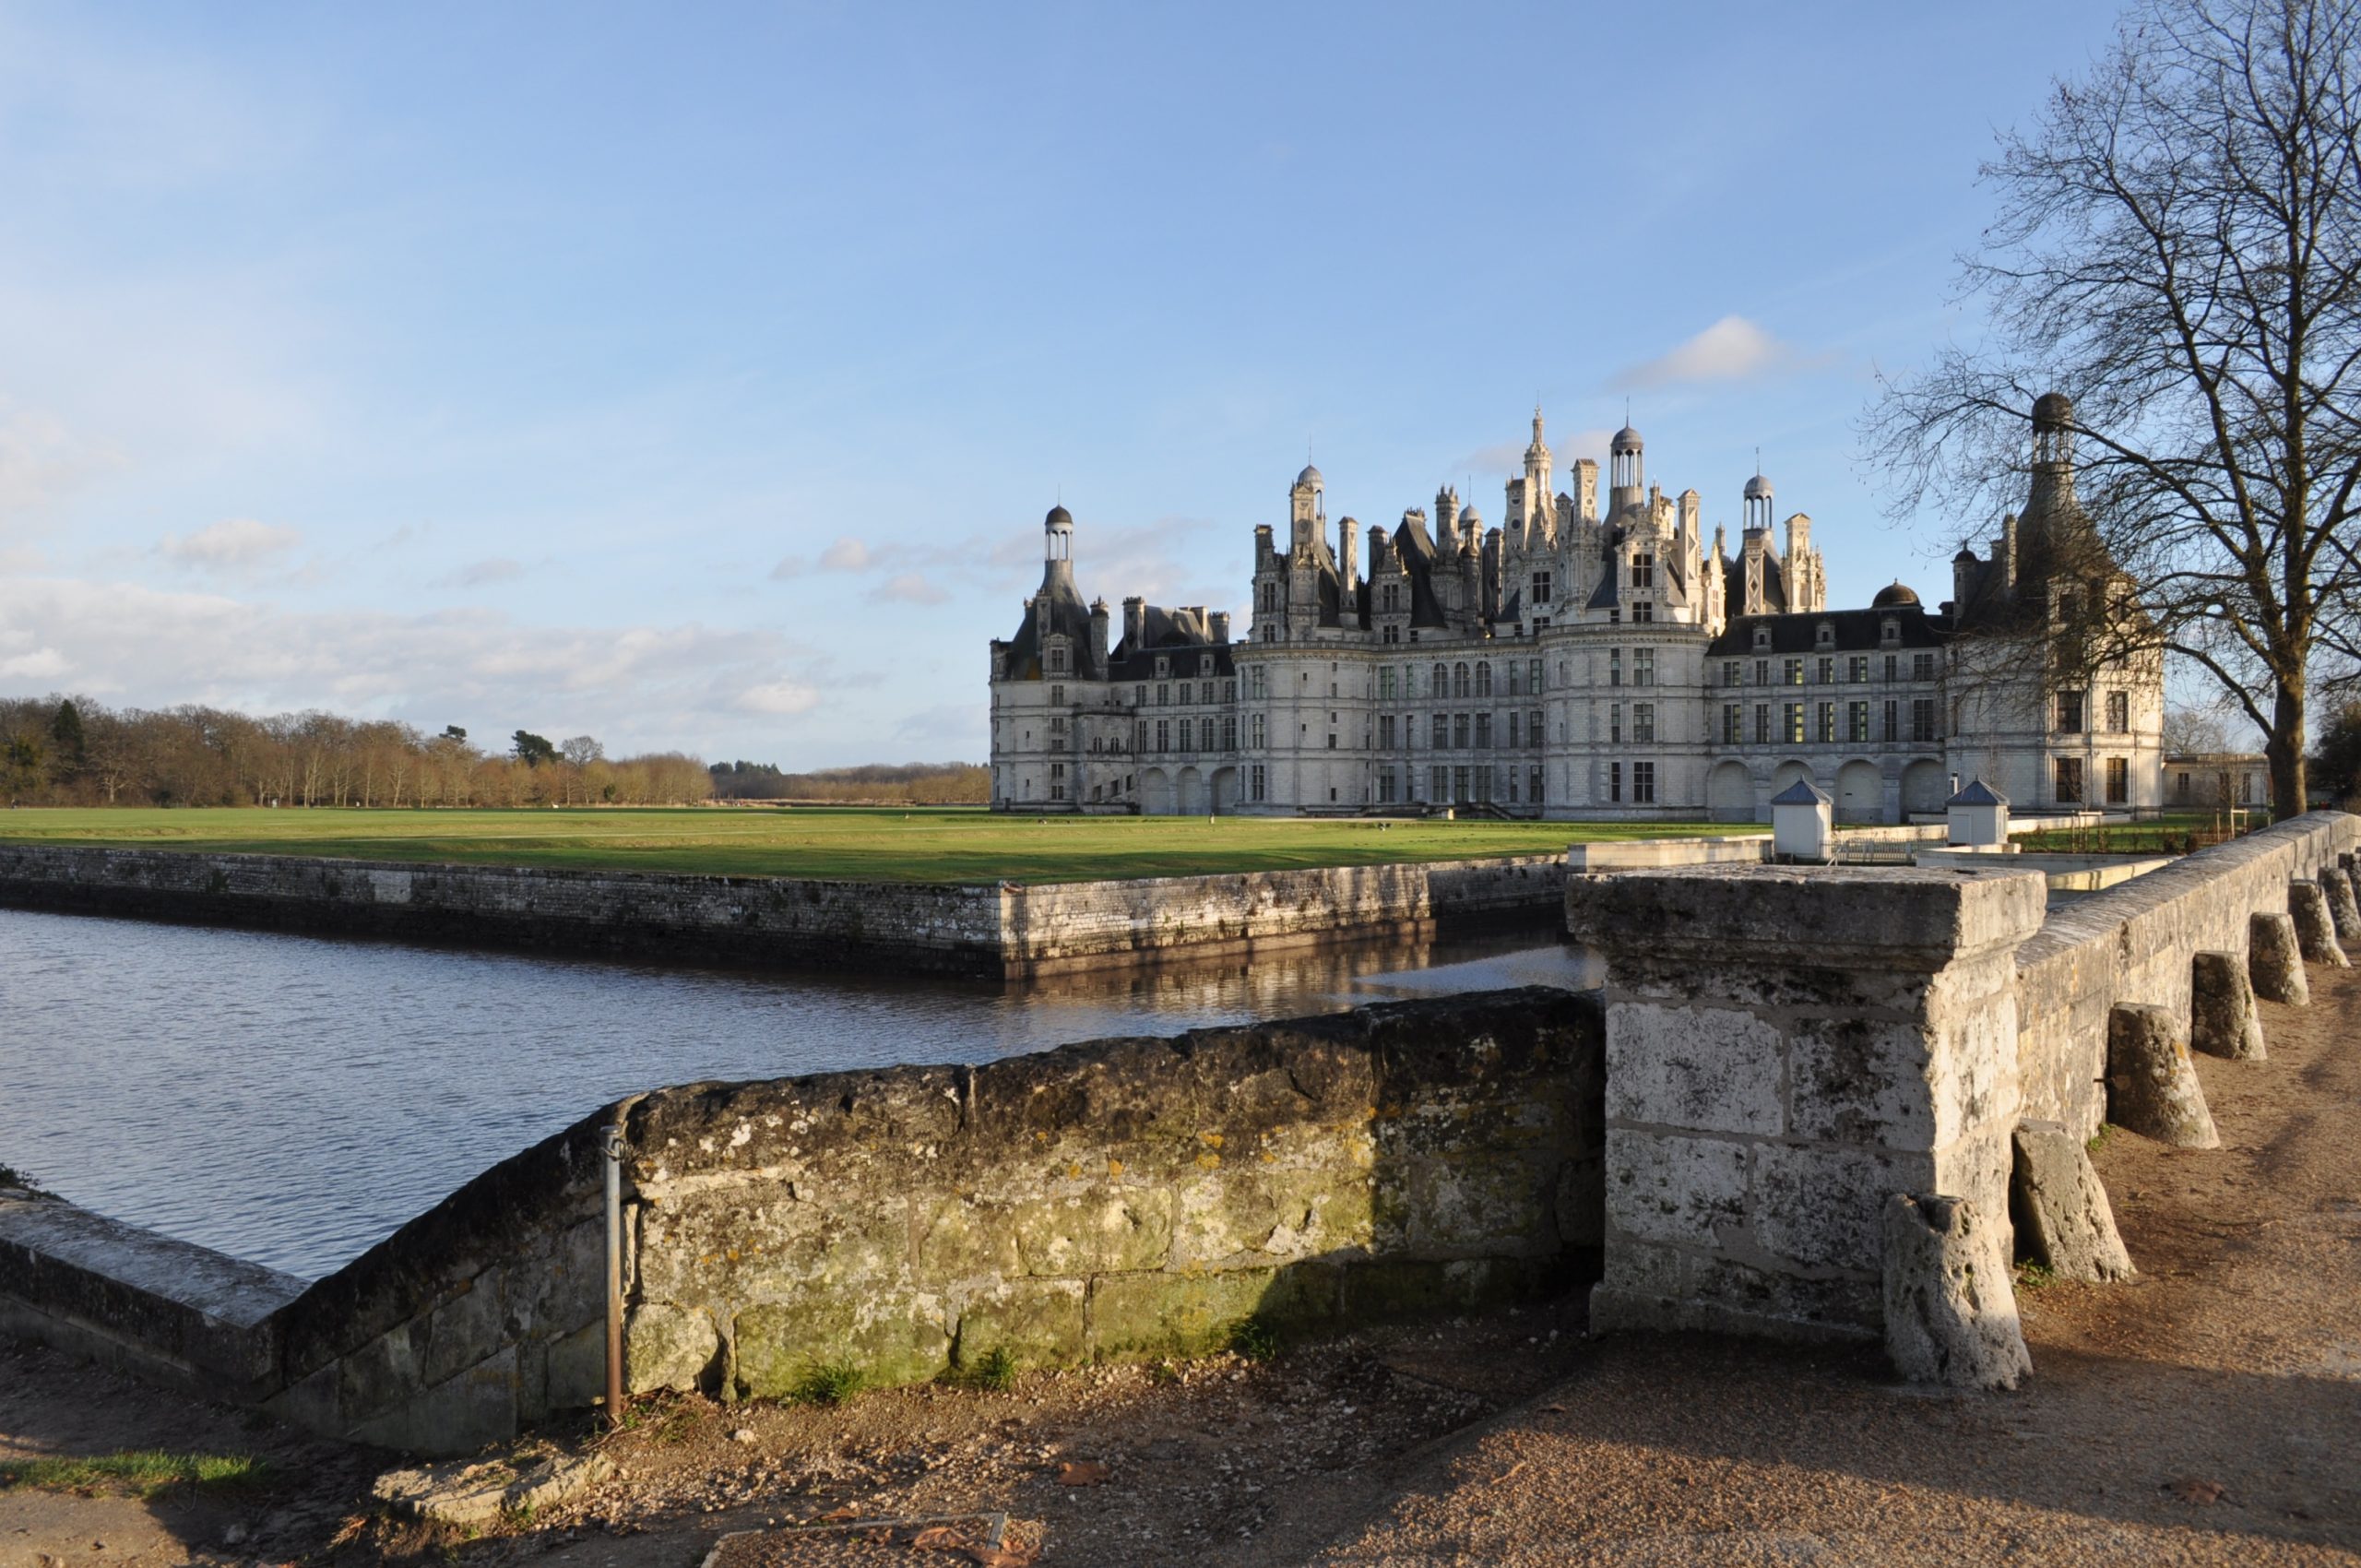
[0,1,2130,766]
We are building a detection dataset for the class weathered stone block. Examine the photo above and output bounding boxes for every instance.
[911,1196,1020,1281]
[2288,880,2349,967]
[349,1346,520,1451]
[1012,1189,1174,1276]
[420,1270,505,1389]
[2320,867,2361,939]
[2249,911,2310,1004]
[733,1292,952,1396]
[1172,1165,1372,1268]
[1605,1004,1785,1135]
[1881,1194,2028,1390]
[2106,1004,2220,1148]
[1387,1156,1551,1256]
[624,1301,719,1394]
[953,1280,1086,1368]
[1750,1143,1938,1274]
[546,1321,606,1406]
[2008,1122,2131,1282]
[1604,1131,1747,1248]
[2189,949,2266,1060]
[1085,1264,1336,1359]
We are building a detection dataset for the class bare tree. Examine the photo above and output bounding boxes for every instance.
[1869,0,2361,816]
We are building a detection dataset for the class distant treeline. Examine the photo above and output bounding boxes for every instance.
[0,695,710,808]
[709,760,989,803]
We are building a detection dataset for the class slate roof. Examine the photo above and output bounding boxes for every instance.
[1707,603,1948,658]
[998,561,1104,681]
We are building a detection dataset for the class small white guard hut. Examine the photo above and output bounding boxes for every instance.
[1770,778,1833,861]
[1945,778,2010,849]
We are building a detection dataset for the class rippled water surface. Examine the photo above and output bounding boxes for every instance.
[0,908,1594,1279]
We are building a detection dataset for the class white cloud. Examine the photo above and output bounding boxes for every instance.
[0,575,827,753]
[160,517,302,569]
[1609,315,1806,392]
[0,402,121,517]
[734,680,822,716]
[872,573,949,606]
[767,554,807,580]
[818,537,871,571]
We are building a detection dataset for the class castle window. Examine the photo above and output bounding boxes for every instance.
[1050,685,1064,706]
[1381,714,1396,748]
[1881,619,1900,646]
[1155,719,1170,751]
[1848,656,1869,683]
[1632,704,1655,743]
[1913,652,1936,682]
[1884,655,1897,683]
[1914,699,1939,742]
[1200,656,1214,676]
[1723,660,1741,687]
[1453,662,1471,698]
[1431,714,1448,749]
[1508,661,1524,696]
[1632,760,1655,803]
[1609,609,1619,624]
[1432,663,1450,697]
[2056,690,2087,732]
[1156,658,1169,678]
[1380,667,1397,701]
[1223,716,1238,750]
[1817,657,1835,683]
[1754,627,1771,651]
[1453,713,1470,748]
[1609,648,1623,686]
[1610,704,1622,744]
[2106,691,2129,731]
[1529,659,1542,693]
[1251,765,1266,802]
[1785,703,1806,743]
[1631,553,1655,588]
[1634,648,1655,687]
[1883,700,1898,742]
[1251,667,1268,699]
[1529,707,1542,745]
[1755,659,1770,685]
[2055,755,2086,803]
[1225,679,1237,701]
[1383,625,1399,642]
[1176,683,1191,706]
[1609,761,1622,802]
[1817,702,1837,742]
[1201,681,1215,703]
[1534,571,1553,604]
[1848,701,1870,742]
[1508,712,1521,747]
[1379,767,1397,802]
[1756,705,1772,743]
[1476,662,1493,697]
[1050,647,1066,672]
[1785,659,1805,686]
[1529,765,1544,804]
[1475,713,1491,749]
[2106,756,2129,803]
[1723,704,1742,743]
[1816,623,1835,648]
[1632,601,1654,624]
[1251,713,1266,747]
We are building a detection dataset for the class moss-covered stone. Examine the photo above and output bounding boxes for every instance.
[624,1301,719,1394]
[912,1195,1019,1279]
[1012,1189,1173,1276]
[733,1293,951,1397]
[1170,1166,1374,1268]
[952,1280,1086,1367]
[1084,1263,1341,1360]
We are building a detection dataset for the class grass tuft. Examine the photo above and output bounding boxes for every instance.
[789,1360,864,1407]
[1227,1316,1282,1360]
[945,1346,1019,1393]
[2014,1261,2057,1291]
[0,1450,267,1496]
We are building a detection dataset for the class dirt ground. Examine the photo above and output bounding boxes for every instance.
[5,944,2357,1568]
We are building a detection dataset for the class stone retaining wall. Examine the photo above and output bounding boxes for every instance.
[2011,810,2361,1134]
[0,988,1603,1455]
[0,845,1564,978]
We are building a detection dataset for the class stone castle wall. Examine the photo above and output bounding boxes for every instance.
[0,845,1563,978]
[0,988,1603,1455]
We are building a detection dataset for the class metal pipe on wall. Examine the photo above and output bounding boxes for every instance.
[601,1122,625,1429]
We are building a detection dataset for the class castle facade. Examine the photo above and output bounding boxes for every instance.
[988,398,2163,822]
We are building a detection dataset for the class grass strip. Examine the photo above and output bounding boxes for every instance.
[0,1449,267,1495]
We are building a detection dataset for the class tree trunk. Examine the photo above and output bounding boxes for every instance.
[2272,667,2308,820]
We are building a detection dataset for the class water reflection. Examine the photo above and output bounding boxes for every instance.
[0,908,1594,1279]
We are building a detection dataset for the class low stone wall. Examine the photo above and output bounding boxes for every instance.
[2012,810,2361,1134]
[0,988,1603,1455]
[1003,856,1565,972]
[0,846,1564,978]
[1565,808,2359,1346]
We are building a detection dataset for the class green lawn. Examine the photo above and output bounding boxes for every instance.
[0,806,1756,885]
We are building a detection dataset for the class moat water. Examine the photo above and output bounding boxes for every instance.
[0,907,1596,1280]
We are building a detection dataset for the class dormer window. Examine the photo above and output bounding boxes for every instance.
[1533,571,1553,604]
[1815,622,1835,648]
[1880,618,1901,647]
[1754,627,1772,651]
[1049,646,1067,672]
[1199,655,1213,676]
[1630,552,1655,589]
[1155,657,1170,678]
